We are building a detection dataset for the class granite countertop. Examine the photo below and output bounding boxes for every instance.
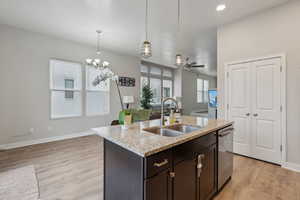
[92,116,233,157]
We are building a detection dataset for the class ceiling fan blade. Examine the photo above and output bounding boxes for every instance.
[191,65,205,68]
[190,62,197,65]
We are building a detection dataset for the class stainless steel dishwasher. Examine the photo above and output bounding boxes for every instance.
[218,125,234,190]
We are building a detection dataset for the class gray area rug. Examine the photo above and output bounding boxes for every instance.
[0,165,40,200]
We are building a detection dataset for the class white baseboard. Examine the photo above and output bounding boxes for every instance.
[0,131,96,150]
[282,162,300,173]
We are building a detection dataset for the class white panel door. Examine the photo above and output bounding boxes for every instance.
[227,63,251,156]
[251,58,282,164]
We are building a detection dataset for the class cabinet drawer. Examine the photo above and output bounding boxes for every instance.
[173,132,217,164]
[144,149,172,178]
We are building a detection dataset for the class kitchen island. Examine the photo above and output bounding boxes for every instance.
[93,116,234,200]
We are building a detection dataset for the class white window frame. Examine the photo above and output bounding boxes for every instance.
[140,62,174,106]
[49,59,83,119]
[85,65,110,117]
[197,78,209,103]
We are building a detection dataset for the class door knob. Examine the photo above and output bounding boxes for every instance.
[253,113,258,117]
[246,113,250,116]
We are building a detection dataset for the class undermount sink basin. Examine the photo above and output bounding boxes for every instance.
[143,124,202,137]
[143,127,182,137]
[166,124,202,134]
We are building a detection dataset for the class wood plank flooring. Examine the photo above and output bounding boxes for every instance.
[215,155,300,200]
[0,136,103,200]
[0,136,299,200]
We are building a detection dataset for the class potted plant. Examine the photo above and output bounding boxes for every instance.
[123,110,132,126]
[140,85,153,109]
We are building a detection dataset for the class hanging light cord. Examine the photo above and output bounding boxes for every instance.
[177,0,181,34]
[145,0,149,41]
[176,0,181,54]
[96,30,101,54]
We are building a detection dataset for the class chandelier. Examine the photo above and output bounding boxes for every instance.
[86,30,111,69]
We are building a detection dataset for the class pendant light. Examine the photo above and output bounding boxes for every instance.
[141,0,152,58]
[175,0,183,66]
[86,30,110,69]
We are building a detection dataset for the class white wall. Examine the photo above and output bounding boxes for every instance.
[181,70,217,115]
[0,24,140,146]
[217,1,300,165]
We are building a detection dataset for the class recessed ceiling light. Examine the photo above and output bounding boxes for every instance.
[216,4,226,12]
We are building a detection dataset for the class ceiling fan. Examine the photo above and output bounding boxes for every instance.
[183,57,205,71]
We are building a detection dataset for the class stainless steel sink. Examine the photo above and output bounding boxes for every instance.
[143,124,202,137]
[143,127,182,137]
[165,124,202,134]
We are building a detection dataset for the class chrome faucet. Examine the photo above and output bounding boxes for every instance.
[161,97,179,126]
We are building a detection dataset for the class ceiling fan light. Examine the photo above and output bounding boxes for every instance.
[141,41,152,58]
[175,54,183,66]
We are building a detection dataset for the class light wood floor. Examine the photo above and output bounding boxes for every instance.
[0,136,103,200]
[0,136,299,200]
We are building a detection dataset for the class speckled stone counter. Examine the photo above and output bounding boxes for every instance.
[92,116,233,157]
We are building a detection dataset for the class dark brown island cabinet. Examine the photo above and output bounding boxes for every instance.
[104,125,233,200]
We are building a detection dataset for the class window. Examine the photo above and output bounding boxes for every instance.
[163,69,173,78]
[150,66,161,75]
[64,79,74,99]
[197,78,209,103]
[150,78,161,104]
[163,80,173,98]
[140,63,174,105]
[86,65,110,116]
[141,64,148,73]
[50,59,82,119]
[140,76,148,95]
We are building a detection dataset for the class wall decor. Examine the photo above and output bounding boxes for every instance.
[119,77,136,87]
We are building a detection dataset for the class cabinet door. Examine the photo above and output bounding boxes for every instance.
[198,144,217,200]
[173,159,197,200]
[145,169,172,200]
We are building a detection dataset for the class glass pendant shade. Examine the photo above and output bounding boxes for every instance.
[141,0,152,58]
[86,58,93,64]
[175,54,183,66]
[141,41,152,58]
[86,58,103,68]
[102,61,110,67]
